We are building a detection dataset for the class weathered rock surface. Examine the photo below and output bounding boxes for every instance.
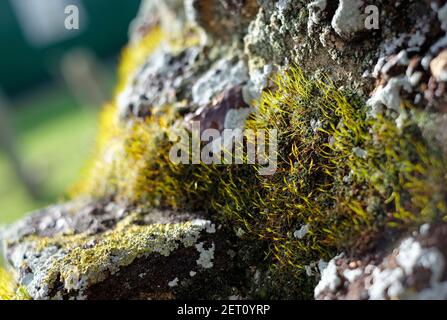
[315,223,447,300]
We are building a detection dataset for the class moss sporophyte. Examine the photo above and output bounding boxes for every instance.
[0,268,30,300]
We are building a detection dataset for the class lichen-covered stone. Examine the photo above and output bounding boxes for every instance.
[2,200,264,299]
[2,0,447,301]
[118,45,210,119]
[315,223,447,300]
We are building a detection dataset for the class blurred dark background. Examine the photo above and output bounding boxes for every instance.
[0,0,142,223]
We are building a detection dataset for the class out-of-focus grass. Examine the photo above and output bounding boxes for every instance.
[0,86,98,224]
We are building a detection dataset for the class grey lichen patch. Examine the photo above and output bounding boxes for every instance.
[244,0,306,67]
[314,253,344,298]
[2,198,129,242]
[293,224,310,240]
[168,277,179,288]
[2,202,220,300]
[366,76,412,128]
[118,31,250,122]
[242,0,376,98]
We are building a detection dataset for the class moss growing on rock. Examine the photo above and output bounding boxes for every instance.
[0,268,15,300]
[0,268,29,300]
[69,57,447,297]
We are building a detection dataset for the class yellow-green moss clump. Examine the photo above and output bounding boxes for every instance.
[12,212,216,299]
[235,68,447,269]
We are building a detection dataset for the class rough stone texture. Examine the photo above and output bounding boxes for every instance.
[2,0,447,300]
[331,0,366,40]
[315,223,447,300]
[2,200,263,300]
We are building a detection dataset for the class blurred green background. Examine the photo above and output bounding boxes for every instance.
[0,0,142,224]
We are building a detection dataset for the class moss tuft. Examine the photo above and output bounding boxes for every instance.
[0,267,30,300]
[70,31,447,295]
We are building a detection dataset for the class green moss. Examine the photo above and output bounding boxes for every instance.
[14,286,32,300]
[72,44,447,296]
[0,267,30,300]
[213,68,370,267]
